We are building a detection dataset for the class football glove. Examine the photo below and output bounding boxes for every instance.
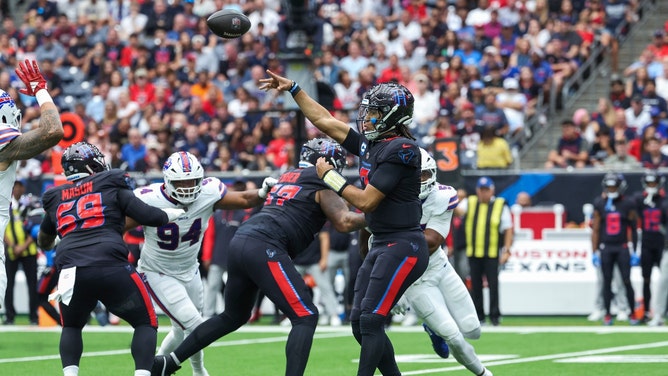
[162,208,185,222]
[15,59,48,96]
[258,177,278,198]
[592,251,601,268]
[390,294,410,316]
[630,252,640,267]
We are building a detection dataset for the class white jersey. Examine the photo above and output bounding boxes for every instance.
[135,177,227,281]
[421,183,459,259]
[0,123,21,306]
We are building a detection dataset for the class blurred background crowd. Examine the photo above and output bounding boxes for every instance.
[0,0,648,192]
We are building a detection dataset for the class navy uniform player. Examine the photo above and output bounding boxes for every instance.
[633,170,667,322]
[393,149,492,376]
[153,138,367,376]
[260,72,429,376]
[130,151,275,376]
[592,173,639,325]
[37,142,185,376]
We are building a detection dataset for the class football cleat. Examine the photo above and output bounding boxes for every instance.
[616,311,629,322]
[423,323,450,359]
[587,310,605,322]
[603,315,614,326]
[647,317,665,327]
[151,355,181,376]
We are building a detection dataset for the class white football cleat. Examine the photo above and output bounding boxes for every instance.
[330,315,342,327]
[616,311,629,322]
[587,310,605,322]
[647,317,664,327]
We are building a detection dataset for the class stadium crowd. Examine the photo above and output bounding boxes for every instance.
[0,0,642,182]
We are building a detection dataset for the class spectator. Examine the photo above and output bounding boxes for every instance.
[496,77,528,140]
[545,120,589,169]
[589,127,615,167]
[626,66,651,98]
[641,79,668,119]
[625,94,651,135]
[265,120,295,171]
[119,2,149,40]
[333,70,361,111]
[315,50,341,87]
[609,74,630,109]
[476,125,513,169]
[25,0,59,30]
[515,191,533,208]
[603,136,641,169]
[456,103,485,166]
[35,30,67,68]
[601,0,637,73]
[338,41,369,82]
[411,73,440,145]
[121,128,147,172]
[640,134,668,169]
[624,48,664,80]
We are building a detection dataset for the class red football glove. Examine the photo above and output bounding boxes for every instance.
[15,59,48,97]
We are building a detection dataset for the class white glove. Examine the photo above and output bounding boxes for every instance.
[163,208,185,222]
[258,177,278,198]
[390,294,410,316]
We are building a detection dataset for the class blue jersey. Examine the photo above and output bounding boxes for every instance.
[342,131,422,235]
[235,167,330,257]
[40,169,169,269]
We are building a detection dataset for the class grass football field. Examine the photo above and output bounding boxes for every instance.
[0,316,666,375]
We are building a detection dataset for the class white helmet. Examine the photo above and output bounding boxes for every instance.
[0,89,22,130]
[163,151,204,204]
[419,148,437,200]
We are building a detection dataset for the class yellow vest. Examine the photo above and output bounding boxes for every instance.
[5,206,37,261]
[465,195,506,258]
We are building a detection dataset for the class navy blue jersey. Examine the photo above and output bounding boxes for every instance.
[593,195,636,245]
[40,170,169,269]
[235,167,330,257]
[634,191,667,248]
[341,130,421,235]
[210,207,257,267]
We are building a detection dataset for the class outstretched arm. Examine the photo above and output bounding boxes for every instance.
[214,177,277,210]
[0,60,63,167]
[259,70,351,144]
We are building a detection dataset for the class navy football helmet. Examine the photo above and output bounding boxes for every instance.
[601,172,627,198]
[299,138,347,173]
[357,83,414,141]
[61,142,109,181]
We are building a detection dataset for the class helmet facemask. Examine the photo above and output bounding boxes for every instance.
[163,152,204,204]
[419,148,437,199]
[357,100,397,141]
[0,89,22,131]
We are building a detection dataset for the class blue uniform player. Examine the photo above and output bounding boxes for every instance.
[153,138,366,376]
[260,72,429,376]
[38,142,184,376]
[633,170,667,322]
[591,173,639,326]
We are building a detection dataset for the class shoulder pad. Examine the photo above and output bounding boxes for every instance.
[433,184,459,212]
[202,177,226,196]
[381,138,420,167]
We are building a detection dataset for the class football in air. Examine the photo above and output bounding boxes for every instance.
[207,8,251,39]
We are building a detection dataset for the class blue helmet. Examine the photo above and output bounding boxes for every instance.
[61,142,109,181]
[357,83,414,141]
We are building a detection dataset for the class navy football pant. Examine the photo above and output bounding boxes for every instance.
[641,245,663,314]
[59,265,158,371]
[173,235,318,376]
[351,232,429,376]
[601,244,635,317]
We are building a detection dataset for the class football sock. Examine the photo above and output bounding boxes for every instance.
[157,328,183,356]
[134,370,150,376]
[357,313,400,376]
[173,313,239,362]
[131,325,158,371]
[285,314,318,376]
[63,365,79,376]
[60,327,83,367]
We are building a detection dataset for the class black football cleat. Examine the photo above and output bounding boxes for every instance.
[151,355,181,376]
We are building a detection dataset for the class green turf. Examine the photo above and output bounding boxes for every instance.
[1,315,666,375]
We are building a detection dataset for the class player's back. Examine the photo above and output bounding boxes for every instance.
[41,169,135,268]
[237,167,329,257]
[135,177,225,279]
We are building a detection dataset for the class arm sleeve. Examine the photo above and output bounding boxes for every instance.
[499,205,512,232]
[201,217,216,262]
[39,213,57,236]
[118,188,169,226]
[341,128,361,156]
[368,162,414,195]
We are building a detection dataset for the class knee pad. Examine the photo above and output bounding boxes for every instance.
[291,313,318,329]
[459,314,482,339]
[409,291,436,318]
[359,313,386,335]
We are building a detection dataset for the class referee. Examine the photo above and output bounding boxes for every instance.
[456,177,513,326]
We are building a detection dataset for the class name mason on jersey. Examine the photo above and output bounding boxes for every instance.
[61,181,94,200]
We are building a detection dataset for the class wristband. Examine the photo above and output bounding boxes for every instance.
[289,81,302,96]
[35,89,54,106]
[322,169,349,195]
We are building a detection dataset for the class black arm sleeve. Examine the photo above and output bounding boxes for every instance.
[368,162,414,195]
[117,189,169,226]
[39,213,57,236]
[341,128,361,156]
